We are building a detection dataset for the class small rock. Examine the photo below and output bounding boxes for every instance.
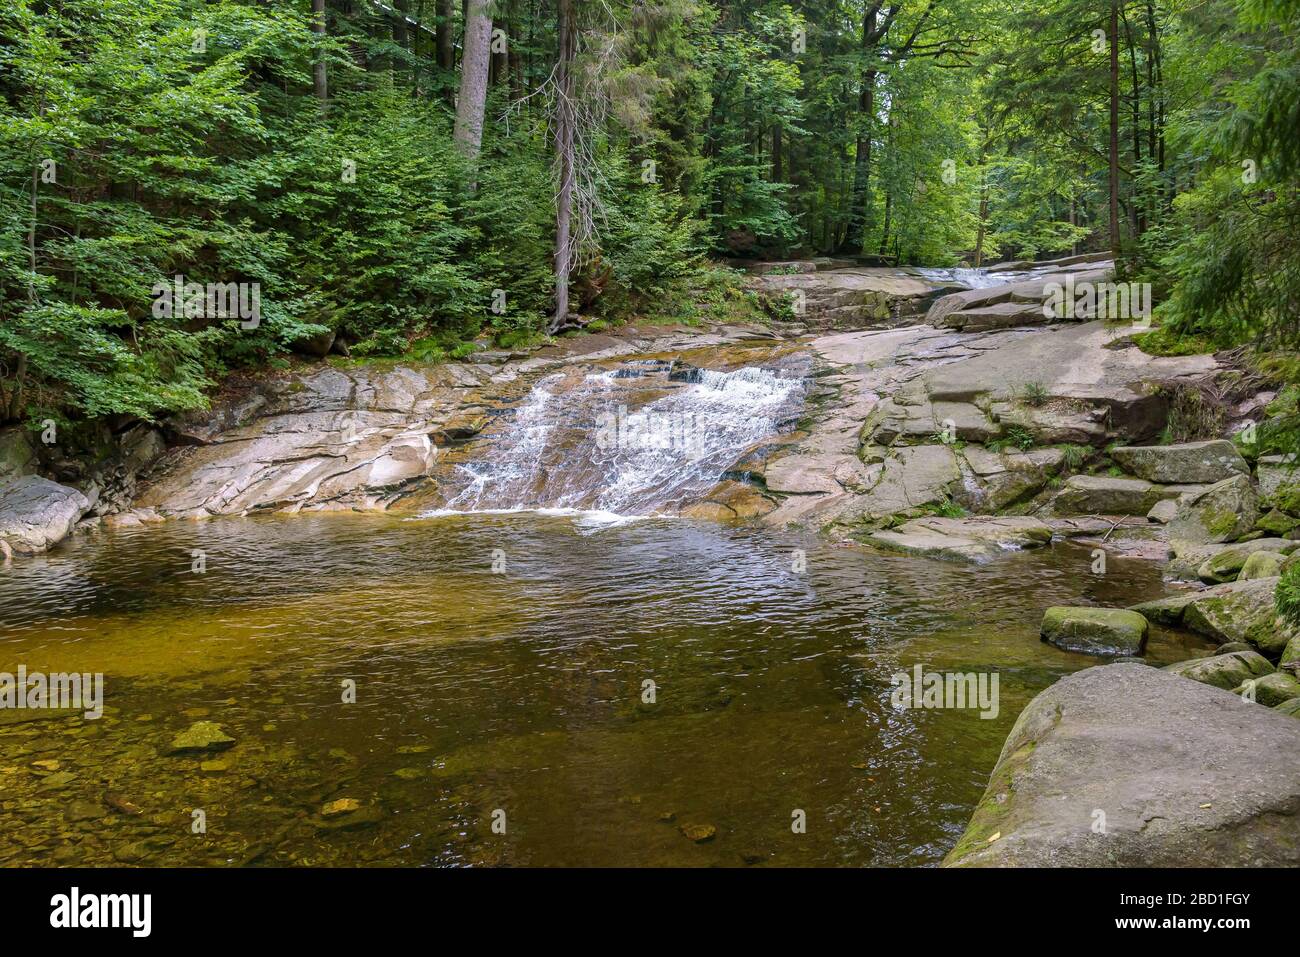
[1147,499,1179,524]
[64,800,102,822]
[393,767,423,780]
[37,770,78,791]
[679,823,717,843]
[199,759,231,773]
[30,759,60,773]
[165,721,236,755]
[321,798,362,818]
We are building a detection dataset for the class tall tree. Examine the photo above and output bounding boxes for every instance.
[551,0,577,331]
[1108,0,1120,256]
[313,0,328,106]
[454,0,493,160]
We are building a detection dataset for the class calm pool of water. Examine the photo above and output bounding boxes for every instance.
[0,513,1209,866]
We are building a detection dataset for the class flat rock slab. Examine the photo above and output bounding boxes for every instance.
[1112,440,1248,484]
[922,322,1216,441]
[864,516,1052,563]
[1050,474,1200,516]
[0,476,91,555]
[943,662,1300,866]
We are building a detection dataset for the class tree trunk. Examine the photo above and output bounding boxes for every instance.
[974,142,989,266]
[550,0,577,332]
[772,123,783,182]
[877,186,892,256]
[842,70,877,253]
[436,0,454,68]
[393,0,409,52]
[312,0,328,108]
[454,0,493,161]
[1108,0,1120,257]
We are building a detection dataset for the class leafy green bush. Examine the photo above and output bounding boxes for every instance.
[1277,563,1300,629]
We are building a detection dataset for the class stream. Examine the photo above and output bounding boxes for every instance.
[0,338,1213,867]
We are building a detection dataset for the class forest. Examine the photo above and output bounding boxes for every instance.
[1,0,1297,429]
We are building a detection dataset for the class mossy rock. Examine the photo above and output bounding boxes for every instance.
[1281,634,1300,666]
[165,721,236,755]
[1235,672,1300,707]
[1165,474,1258,545]
[1238,550,1284,580]
[1041,606,1148,656]
[1256,509,1299,537]
[1164,650,1274,690]
[1274,697,1300,718]
[1180,577,1295,656]
[1197,539,1296,583]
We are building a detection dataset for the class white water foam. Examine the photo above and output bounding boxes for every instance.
[421,363,804,521]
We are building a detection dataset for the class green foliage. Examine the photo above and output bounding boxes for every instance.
[1277,562,1300,628]
[1059,443,1090,471]
[987,426,1036,453]
[3,0,1296,439]
[1019,380,1049,408]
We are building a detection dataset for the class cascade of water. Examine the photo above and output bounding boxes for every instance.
[428,362,804,519]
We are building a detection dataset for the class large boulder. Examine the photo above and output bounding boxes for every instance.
[1111,440,1248,484]
[943,662,1300,866]
[1178,577,1294,656]
[1164,474,1259,545]
[0,476,91,556]
[958,447,1064,511]
[1040,606,1148,656]
[1164,649,1275,690]
[1050,474,1194,516]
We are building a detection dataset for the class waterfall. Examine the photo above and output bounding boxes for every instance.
[426,361,805,520]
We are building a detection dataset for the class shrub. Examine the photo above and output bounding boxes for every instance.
[1277,563,1300,629]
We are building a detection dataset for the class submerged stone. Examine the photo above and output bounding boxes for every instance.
[165,721,236,755]
[679,823,717,843]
